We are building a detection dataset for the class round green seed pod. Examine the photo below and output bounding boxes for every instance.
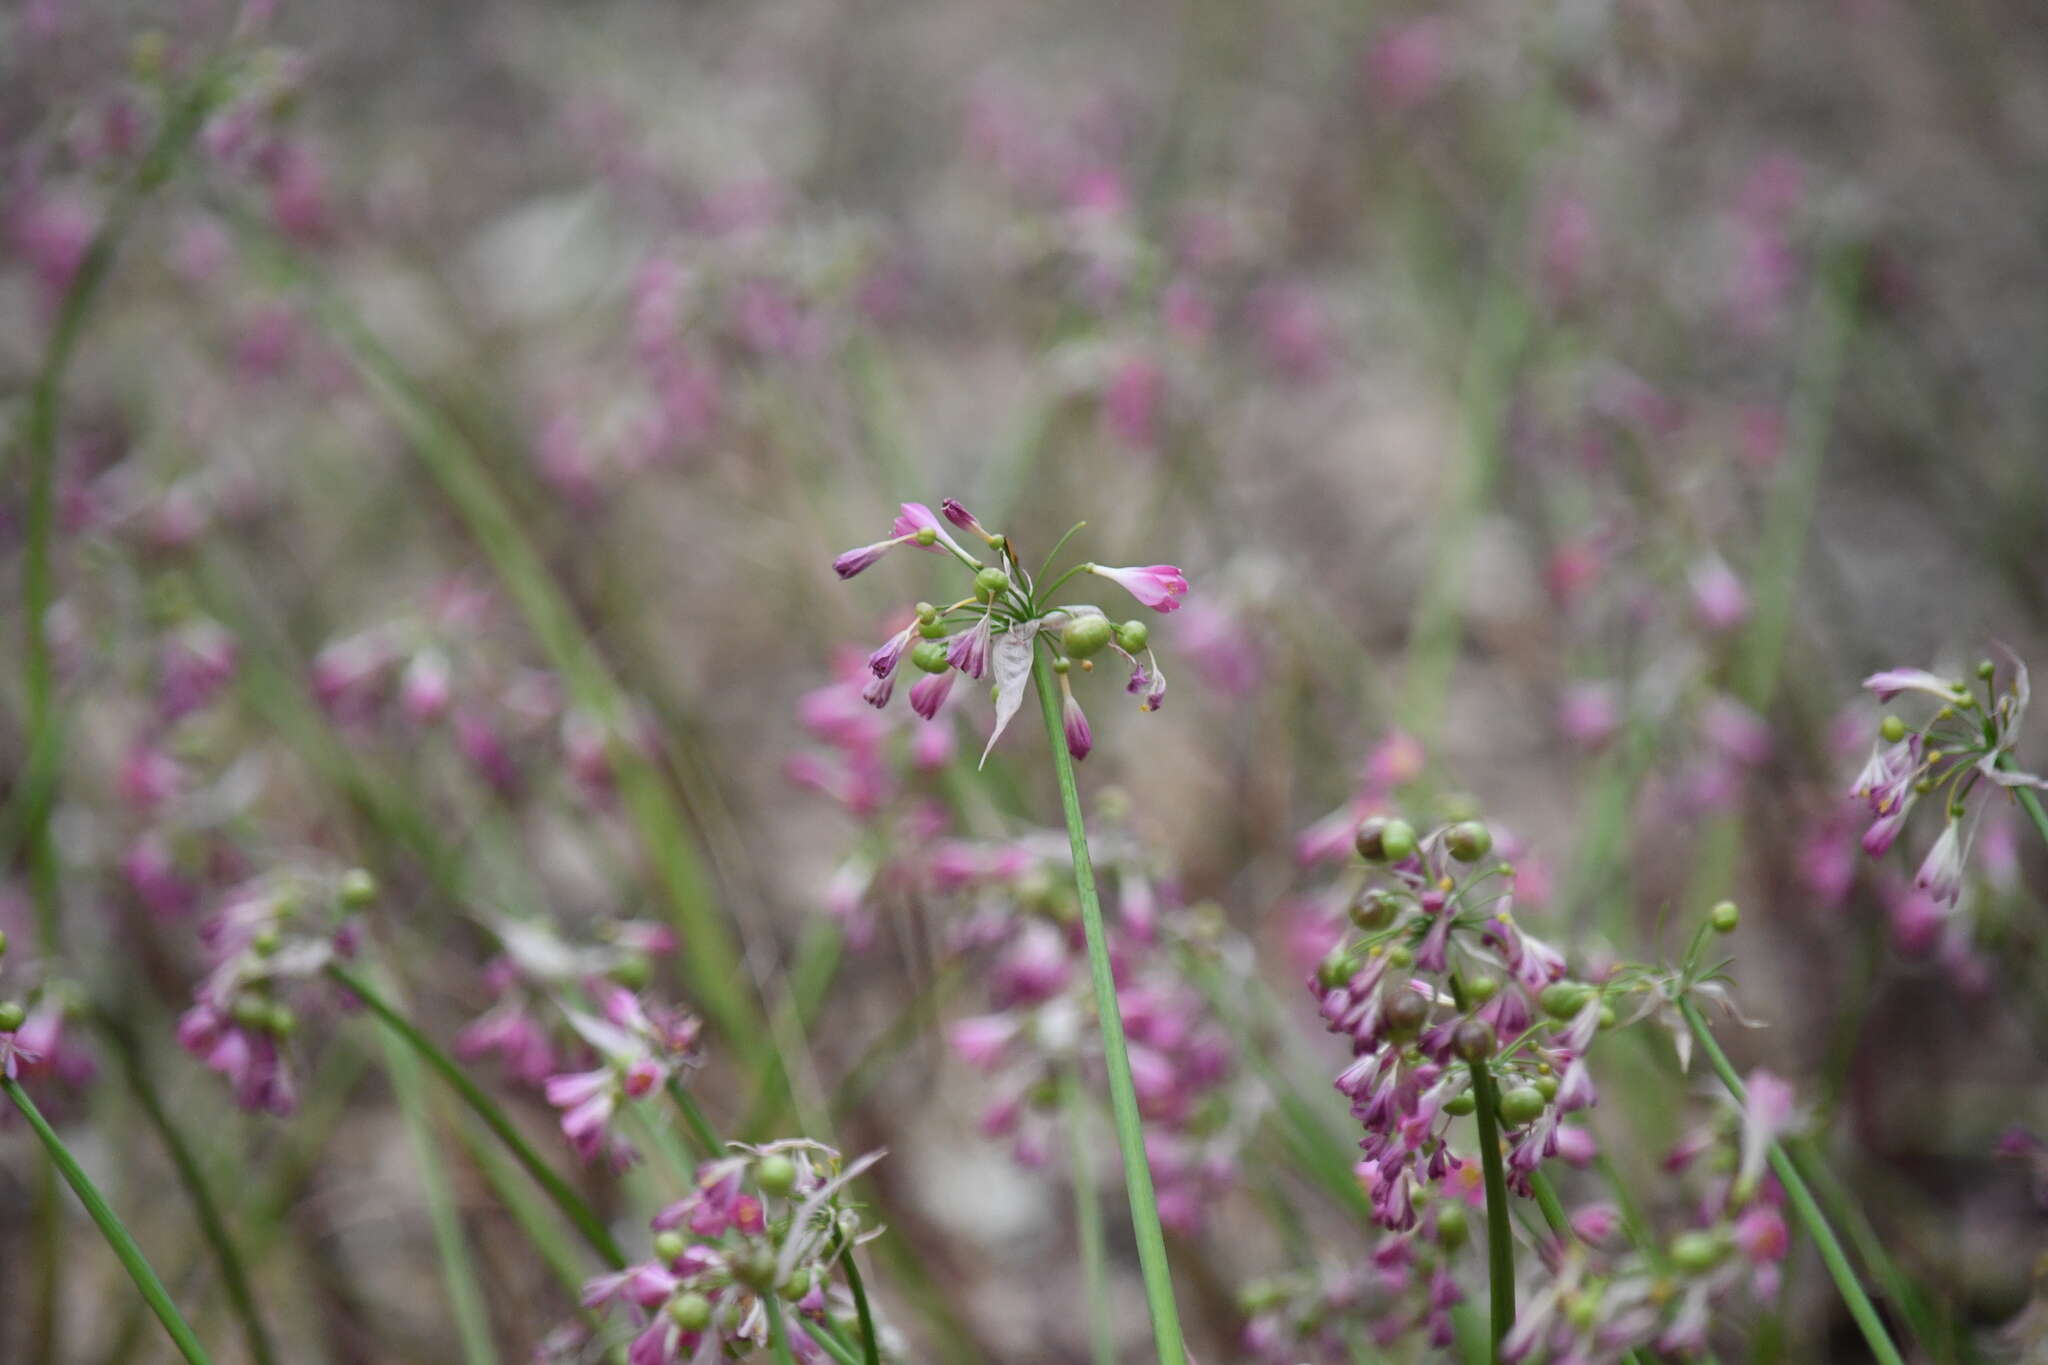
[1116,620,1150,652]
[756,1154,798,1198]
[1442,1093,1477,1117]
[1062,615,1114,659]
[918,618,950,639]
[1710,900,1740,934]
[1498,1085,1548,1126]
[910,640,952,674]
[1348,888,1399,931]
[1879,715,1907,744]
[974,566,1009,599]
[668,1292,713,1331]
[1454,1019,1497,1062]
[1378,819,1418,863]
[0,1002,25,1033]
[1354,816,1391,861]
[654,1231,687,1263]
[1669,1231,1729,1274]
[1383,988,1430,1039]
[1445,821,1494,863]
[1435,1203,1469,1251]
[338,869,378,909]
[1534,1074,1559,1102]
[1317,948,1354,990]
[1539,982,1590,1020]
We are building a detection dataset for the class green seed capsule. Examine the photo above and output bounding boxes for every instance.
[1062,615,1115,659]
[1442,1093,1477,1117]
[781,1268,813,1300]
[1436,1203,1469,1251]
[0,1002,25,1033]
[974,566,1009,599]
[653,1231,687,1263]
[1454,1019,1497,1062]
[1534,1075,1559,1101]
[1879,715,1907,744]
[231,994,271,1029]
[1386,944,1414,969]
[1317,948,1354,990]
[668,1291,713,1331]
[1445,821,1493,863]
[1539,982,1590,1019]
[338,868,378,909]
[1349,888,1399,931]
[1378,819,1418,863]
[914,527,938,547]
[1354,816,1391,861]
[1116,620,1150,652]
[1383,989,1430,1039]
[1498,1085,1548,1126]
[1710,900,1740,934]
[918,618,950,639]
[266,1003,298,1037]
[757,1154,798,1198]
[1669,1231,1729,1274]
[910,641,952,674]
[1465,975,1499,1004]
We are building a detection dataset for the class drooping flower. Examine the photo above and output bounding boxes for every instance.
[1086,563,1189,613]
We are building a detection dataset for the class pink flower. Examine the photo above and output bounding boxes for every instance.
[1688,554,1750,632]
[1063,691,1093,760]
[1862,667,1958,703]
[909,669,955,721]
[1088,563,1189,613]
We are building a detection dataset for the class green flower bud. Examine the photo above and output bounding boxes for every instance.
[1378,819,1418,863]
[1669,1230,1729,1274]
[1878,715,1907,744]
[1539,982,1590,1020]
[1316,948,1354,990]
[1062,615,1114,659]
[974,566,1009,599]
[0,1002,25,1033]
[1116,620,1150,652]
[1445,821,1494,863]
[910,640,952,674]
[1442,1093,1477,1117]
[1710,900,1740,934]
[1354,817,1391,861]
[1435,1203,1469,1251]
[756,1154,798,1198]
[1453,1019,1497,1063]
[1498,1085,1548,1126]
[1978,659,1997,681]
[668,1291,713,1331]
[653,1230,687,1263]
[338,868,378,909]
[1348,888,1399,931]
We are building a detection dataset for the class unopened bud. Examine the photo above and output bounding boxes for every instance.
[1879,715,1907,744]
[667,1291,712,1331]
[653,1230,687,1263]
[1378,819,1418,863]
[1116,620,1150,652]
[1445,821,1493,863]
[756,1154,798,1198]
[1498,1085,1547,1126]
[1710,900,1740,934]
[974,566,1009,599]
[1978,659,1997,681]
[1062,615,1114,659]
[0,1002,24,1033]
[910,641,952,674]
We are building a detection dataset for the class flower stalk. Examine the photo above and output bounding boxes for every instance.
[1679,1000,1907,1365]
[3,1077,215,1365]
[1033,650,1189,1365]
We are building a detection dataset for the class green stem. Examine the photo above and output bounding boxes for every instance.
[1524,1168,1570,1241]
[327,962,626,1268]
[100,1018,278,1365]
[377,1011,499,1365]
[1679,1001,1907,1365]
[801,1319,863,1365]
[840,1246,884,1365]
[1465,1052,1515,1358]
[3,1078,215,1365]
[1997,752,2048,852]
[666,1078,725,1162]
[1031,653,1189,1365]
[1065,1072,1118,1365]
[765,1297,803,1365]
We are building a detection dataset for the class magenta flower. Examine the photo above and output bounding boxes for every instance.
[1062,687,1093,760]
[909,668,955,721]
[1087,562,1189,612]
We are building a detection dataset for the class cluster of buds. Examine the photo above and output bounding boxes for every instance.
[1308,812,1605,1228]
[1506,1074,1801,1362]
[0,932,93,1092]
[570,1142,893,1364]
[1238,1238,1467,1362]
[939,816,1254,1232]
[1853,653,2044,912]
[456,915,679,1086]
[832,499,1185,762]
[176,867,373,1115]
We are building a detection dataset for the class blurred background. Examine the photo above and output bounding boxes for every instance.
[4,0,2048,1360]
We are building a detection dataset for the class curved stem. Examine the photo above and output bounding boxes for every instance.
[326,962,626,1268]
[100,1017,278,1365]
[665,1078,725,1162]
[1679,1001,1907,1365]
[3,1078,215,1365]
[1032,653,1189,1365]
[839,1245,883,1365]
[1996,752,2048,853]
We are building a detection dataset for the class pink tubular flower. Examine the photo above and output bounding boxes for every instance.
[1087,562,1188,612]
[947,614,993,679]
[891,502,971,561]
[941,498,999,546]
[909,669,955,721]
[1912,820,1969,909]
[1862,667,1960,703]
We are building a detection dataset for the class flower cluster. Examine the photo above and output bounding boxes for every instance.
[1504,1073,1801,1362]
[832,499,1185,762]
[939,815,1256,1232]
[1852,653,2044,915]
[567,1142,894,1364]
[176,866,373,1115]
[1308,812,1603,1230]
[0,931,93,1093]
